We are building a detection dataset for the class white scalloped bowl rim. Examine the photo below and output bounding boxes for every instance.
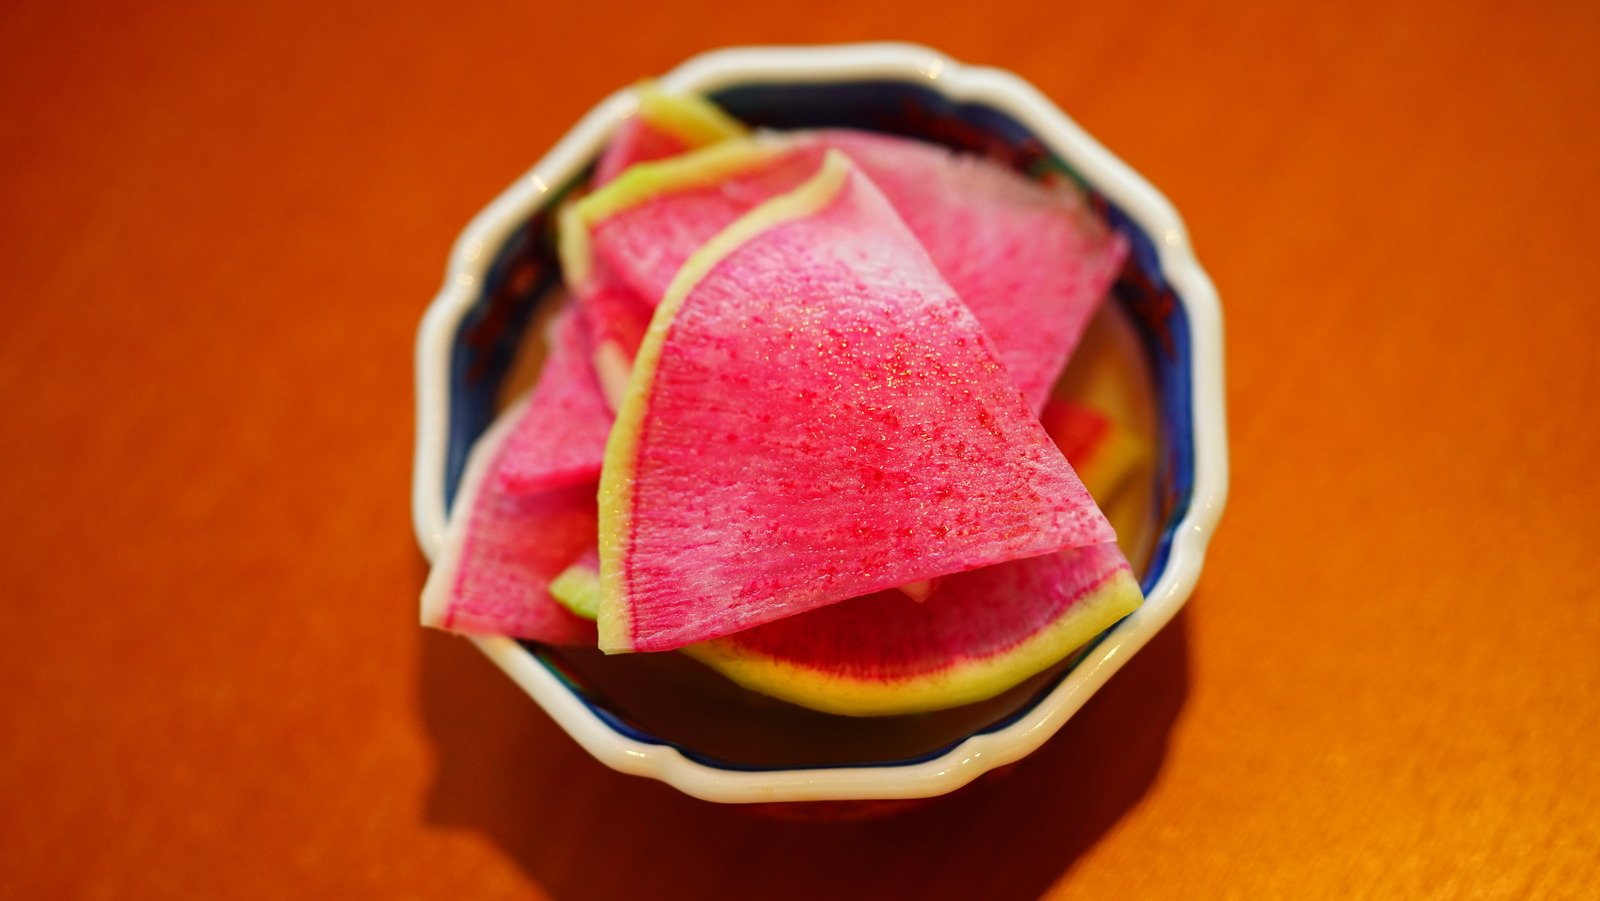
[412,42,1228,804]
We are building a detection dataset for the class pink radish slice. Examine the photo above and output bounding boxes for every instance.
[687,542,1142,716]
[495,305,613,494]
[420,396,599,645]
[597,153,1112,653]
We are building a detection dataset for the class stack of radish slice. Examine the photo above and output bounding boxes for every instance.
[421,88,1143,716]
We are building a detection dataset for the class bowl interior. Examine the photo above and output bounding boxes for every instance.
[437,78,1198,772]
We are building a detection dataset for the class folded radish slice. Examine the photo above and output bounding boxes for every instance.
[495,306,612,494]
[420,397,599,645]
[570,131,1127,412]
[597,152,1113,653]
[590,83,747,186]
[815,130,1128,411]
[687,542,1143,716]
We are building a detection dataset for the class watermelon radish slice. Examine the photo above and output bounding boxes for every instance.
[564,137,810,295]
[815,130,1128,411]
[556,268,650,414]
[570,130,1126,412]
[540,540,1140,715]
[554,208,654,411]
[592,121,692,189]
[553,554,940,618]
[1041,397,1148,504]
[591,84,747,186]
[495,306,612,494]
[544,563,597,618]
[575,87,752,403]
[549,546,602,620]
[580,281,653,411]
[686,542,1143,716]
[538,401,1145,626]
[566,141,787,409]
[597,151,1113,653]
[419,397,598,645]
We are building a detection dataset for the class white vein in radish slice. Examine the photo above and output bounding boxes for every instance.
[568,130,1127,413]
[495,305,613,494]
[687,542,1142,716]
[419,394,598,645]
[596,151,1114,653]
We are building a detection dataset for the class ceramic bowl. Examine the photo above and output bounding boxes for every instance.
[412,42,1227,804]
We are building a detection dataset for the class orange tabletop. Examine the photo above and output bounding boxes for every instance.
[3,1,1597,898]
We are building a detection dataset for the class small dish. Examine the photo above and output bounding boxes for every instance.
[412,42,1227,804]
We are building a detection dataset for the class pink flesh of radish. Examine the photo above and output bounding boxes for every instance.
[604,159,1112,652]
[421,404,599,645]
[585,131,1127,412]
[816,131,1128,410]
[495,306,613,494]
[591,117,693,187]
[707,542,1134,679]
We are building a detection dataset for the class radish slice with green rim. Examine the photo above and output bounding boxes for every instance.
[597,152,1112,653]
